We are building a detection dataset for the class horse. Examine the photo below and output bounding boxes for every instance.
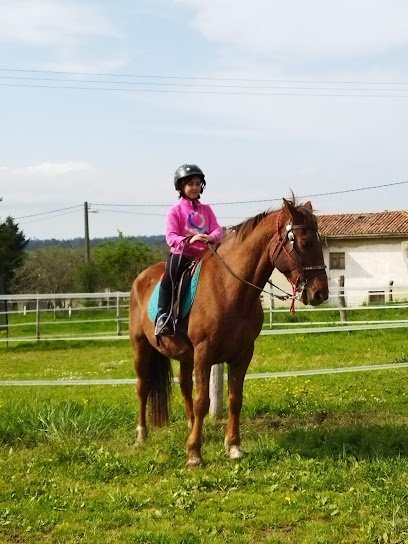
[129,198,328,467]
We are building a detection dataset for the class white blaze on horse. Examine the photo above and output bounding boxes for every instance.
[129,198,328,468]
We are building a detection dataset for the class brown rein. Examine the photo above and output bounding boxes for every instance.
[206,242,292,301]
[205,213,326,312]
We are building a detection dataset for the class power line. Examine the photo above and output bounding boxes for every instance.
[1,67,408,86]
[90,208,240,219]
[2,81,408,98]
[2,75,408,94]
[91,179,408,208]
[18,209,83,225]
[15,205,83,220]
[9,179,408,226]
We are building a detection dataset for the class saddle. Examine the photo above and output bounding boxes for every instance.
[148,261,203,331]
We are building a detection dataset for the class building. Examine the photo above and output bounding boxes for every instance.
[318,210,408,305]
[268,210,408,307]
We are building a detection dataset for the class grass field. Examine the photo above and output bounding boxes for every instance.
[1,328,408,543]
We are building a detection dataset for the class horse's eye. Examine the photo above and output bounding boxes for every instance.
[299,237,313,249]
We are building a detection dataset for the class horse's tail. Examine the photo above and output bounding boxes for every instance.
[148,348,173,427]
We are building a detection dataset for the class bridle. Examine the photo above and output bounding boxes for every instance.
[206,209,326,314]
[269,210,327,312]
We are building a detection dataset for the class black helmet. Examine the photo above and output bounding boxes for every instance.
[174,164,206,193]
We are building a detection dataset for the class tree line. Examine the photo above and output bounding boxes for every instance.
[0,216,167,294]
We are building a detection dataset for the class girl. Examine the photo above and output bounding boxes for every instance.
[155,164,223,335]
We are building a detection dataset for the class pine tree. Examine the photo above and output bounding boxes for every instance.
[0,217,28,292]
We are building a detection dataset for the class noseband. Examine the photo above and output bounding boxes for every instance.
[270,210,327,312]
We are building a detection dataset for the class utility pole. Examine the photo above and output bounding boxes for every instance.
[84,201,90,263]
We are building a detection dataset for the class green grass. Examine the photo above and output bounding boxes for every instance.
[1,329,408,542]
[1,328,407,380]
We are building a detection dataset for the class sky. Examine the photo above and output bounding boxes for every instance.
[1,0,408,241]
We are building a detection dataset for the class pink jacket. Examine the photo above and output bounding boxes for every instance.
[166,198,223,258]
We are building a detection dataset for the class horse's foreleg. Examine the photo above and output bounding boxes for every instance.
[132,335,153,444]
[179,358,194,430]
[186,355,212,468]
[225,345,253,460]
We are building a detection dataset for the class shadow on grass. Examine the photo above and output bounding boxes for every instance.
[274,421,408,460]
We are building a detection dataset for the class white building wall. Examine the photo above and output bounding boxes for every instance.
[324,238,408,305]
[266,238,408,307]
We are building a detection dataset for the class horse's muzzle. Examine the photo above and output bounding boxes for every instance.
[302,275,329,306]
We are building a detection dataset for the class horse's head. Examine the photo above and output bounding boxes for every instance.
[270,199,328,306]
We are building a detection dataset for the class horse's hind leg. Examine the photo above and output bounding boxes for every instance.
[132,335,153,443]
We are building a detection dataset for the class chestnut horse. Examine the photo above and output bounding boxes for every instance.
[129,199,328,467]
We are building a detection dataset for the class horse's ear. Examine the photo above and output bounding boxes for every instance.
[303,201,313,211]
[282,198,297,220]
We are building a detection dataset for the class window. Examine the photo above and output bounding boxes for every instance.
[329,252,345,270]
[368,291,385,304]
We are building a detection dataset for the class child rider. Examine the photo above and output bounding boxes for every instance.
[155,164,223,336]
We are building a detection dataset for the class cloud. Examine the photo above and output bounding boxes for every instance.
[5,161,94,177]
[0,0,119,47]
[1,161,97,212]
[175,0,408,62]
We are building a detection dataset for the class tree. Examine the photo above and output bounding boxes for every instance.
[11,234,165,294]
[92,233,163,292]
[12,247,84,294]
[0,217,28,292]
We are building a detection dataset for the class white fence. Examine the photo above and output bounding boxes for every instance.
[0,289,407,344]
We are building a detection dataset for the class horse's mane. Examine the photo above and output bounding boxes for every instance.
[222,197,315,244]
[227,210,272,242]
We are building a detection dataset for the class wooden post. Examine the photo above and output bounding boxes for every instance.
[116,294,122,336]
[209,363,224,419]
[36,297,40,341]
[389,280,394,303]
[84,201,90,263]
[338,275,347,323]
[269,286,274,328]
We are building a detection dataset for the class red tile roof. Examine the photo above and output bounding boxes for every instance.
[316,210,408,238]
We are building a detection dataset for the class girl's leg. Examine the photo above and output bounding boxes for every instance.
[155,253,191,335]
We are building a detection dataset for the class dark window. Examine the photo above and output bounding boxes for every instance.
[368,291,385,304]
[329,252,345,270]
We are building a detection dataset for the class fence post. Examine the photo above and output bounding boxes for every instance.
[269,286,274,328]
[116,294,122,336]
[36,297,40,341]
[338,275,347,323]
[209,363,224,419]
[389,280,394,303]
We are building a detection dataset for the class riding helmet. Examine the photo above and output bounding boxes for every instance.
[174,164,206,193]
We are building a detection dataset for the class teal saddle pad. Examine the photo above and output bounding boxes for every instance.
[148,261,203,322]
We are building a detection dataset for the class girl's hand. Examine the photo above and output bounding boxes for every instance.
[189,234,214,244]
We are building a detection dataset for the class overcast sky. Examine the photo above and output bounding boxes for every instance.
[1,0,408,241]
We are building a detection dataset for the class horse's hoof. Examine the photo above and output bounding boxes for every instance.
[186,457,203,469]
[228,445,244,460]
[136,426,147,444]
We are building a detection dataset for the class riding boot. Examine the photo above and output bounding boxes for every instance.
[155,283,175,336]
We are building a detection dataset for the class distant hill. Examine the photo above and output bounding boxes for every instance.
[26,235,166,250]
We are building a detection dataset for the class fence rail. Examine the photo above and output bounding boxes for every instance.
[0,290,407,344]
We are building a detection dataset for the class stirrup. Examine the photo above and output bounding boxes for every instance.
[154,313,176,336]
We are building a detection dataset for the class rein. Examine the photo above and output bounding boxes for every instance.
[206,210,326,313]
[206,243,296,303]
